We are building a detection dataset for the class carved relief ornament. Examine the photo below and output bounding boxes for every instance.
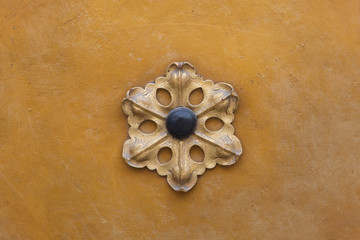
[122,62,242,192]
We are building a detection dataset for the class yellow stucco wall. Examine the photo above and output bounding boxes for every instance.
[1,1,360,239]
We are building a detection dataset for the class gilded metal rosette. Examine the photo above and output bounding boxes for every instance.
[122,62,242,192]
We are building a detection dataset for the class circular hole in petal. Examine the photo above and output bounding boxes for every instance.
[158,147,172,164]
[190,145,204,163]
[205,117,224,132]
[156,88,172,106]
[138,120,157,134]
[189,88,204,105]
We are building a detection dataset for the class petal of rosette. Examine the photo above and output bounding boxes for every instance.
[165,135,207,192]
[164,130,241,192]
[173,64,238,117]
[163,62,198,106]
[194,84,242,165]
[122,97,168,167]
[124,75,179,119]
[123,131,203,192]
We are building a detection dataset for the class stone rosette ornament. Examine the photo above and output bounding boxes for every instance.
[122,62,242,192]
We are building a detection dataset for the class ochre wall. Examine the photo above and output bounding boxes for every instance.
[1,1,360,239]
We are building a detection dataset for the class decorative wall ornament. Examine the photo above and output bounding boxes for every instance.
[122,62,242,192]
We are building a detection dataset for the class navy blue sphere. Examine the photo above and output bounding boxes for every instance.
[166,107,197,139]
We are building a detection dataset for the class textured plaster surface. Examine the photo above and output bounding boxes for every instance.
[0,0,360,239]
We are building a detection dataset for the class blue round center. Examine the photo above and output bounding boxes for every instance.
[166,107,197,139]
